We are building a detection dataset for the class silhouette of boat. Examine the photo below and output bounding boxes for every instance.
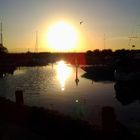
[81,65,113,74]
[81,72,114,82]
[0,65,16,78]
[0,22,8,54]
[81,65,114,82]
[114,57,140,81]
[114,81,140,105]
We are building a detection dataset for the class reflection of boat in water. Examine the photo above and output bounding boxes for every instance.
[114,57,140,81]
[0,64,16,78]
[114,81,140,105]
[81,65,114,82]
[114,70,140,81]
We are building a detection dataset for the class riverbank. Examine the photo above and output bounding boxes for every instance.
[0,96,137,140]
[0,96,97,140]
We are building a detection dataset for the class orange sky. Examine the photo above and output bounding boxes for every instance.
[1,0,140,52]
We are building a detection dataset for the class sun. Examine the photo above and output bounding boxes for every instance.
[46,21,78,51]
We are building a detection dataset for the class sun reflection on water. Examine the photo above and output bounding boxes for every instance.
[57,60,72,91]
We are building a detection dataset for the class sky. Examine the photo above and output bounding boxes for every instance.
[0,0,140,52]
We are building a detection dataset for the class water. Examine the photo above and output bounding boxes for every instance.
[0,61,140,133]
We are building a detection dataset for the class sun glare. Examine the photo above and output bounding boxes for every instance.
[46,21,78,51]
[57,60,71,91]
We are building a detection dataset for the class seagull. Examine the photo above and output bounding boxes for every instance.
[80,21,83,25]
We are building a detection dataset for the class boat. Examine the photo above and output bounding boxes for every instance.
[0,63,16,78]
[114,81,140,105]
[114,70,140,81]
[0,22,8,54]
[114,56,140,81]
[81,64,114,73]
[81,64,114,81]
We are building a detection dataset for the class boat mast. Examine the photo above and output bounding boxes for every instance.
[0,22,3,45]
[35,31,38,53]
[104,33,106,50]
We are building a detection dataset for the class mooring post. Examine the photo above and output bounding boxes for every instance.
[15,90,24,107]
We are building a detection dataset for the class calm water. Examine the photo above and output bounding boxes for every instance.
[0,61,140,132]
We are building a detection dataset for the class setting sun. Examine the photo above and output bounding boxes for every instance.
[46,21,78,51]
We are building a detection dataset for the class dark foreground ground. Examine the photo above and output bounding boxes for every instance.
[0,97,137,140]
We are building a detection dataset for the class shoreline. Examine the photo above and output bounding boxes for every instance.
[0,96,136,140]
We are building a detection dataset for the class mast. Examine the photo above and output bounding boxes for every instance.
[0,22,3,45]
[104,33,106,50]
[35,31,38,53]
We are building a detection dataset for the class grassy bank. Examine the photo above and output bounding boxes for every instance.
[0,96,136,140]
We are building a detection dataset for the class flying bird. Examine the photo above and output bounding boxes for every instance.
[80,21,83,25]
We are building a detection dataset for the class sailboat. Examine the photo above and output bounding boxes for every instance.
[114,56,140,81]
[0,22,16,77]
[0,22,8,54]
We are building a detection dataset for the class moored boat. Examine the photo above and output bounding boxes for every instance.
[81,64,114,81]
[114,56,140,81]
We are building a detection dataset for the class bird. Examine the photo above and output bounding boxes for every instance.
[80,21,83,25]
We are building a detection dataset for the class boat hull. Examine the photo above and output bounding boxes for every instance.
[114,70,140,81]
